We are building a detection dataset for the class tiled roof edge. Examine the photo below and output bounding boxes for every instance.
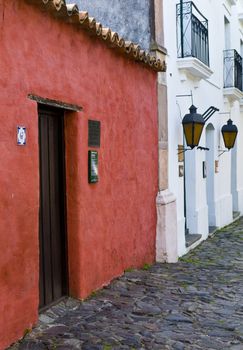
[26,0,166,72]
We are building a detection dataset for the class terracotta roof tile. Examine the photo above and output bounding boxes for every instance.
[26,0,166,72]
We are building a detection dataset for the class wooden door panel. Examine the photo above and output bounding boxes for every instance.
[38,105,67,309]
[39,114,53,306]
[49,115,63,301]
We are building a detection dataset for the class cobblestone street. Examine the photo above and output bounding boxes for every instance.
[9,218,243,350]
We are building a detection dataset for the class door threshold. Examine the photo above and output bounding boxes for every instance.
[208,226,218,237]
[233,211,241,220]
[39,296,68,313]
[185,233,202,248]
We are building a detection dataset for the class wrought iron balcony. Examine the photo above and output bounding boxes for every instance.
[177,1,209,67]
[224,49,243,91]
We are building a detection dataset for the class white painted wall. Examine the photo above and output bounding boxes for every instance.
[164,0,243,256]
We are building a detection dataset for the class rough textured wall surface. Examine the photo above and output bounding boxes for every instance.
[67,0,153,51]
[0,1,158,348]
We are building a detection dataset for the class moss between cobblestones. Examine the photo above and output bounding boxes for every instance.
[87,289,102,300]
[179,281,190,289]
[216,219,241,233]
[179,257,200,264]
[103,345,112,350]
[124,267,134,273]
[23,328,32,337]
[50,345,57,350]
[142,263,152,270]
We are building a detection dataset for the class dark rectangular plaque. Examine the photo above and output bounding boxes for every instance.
[88,120,100,147]
[88,150,99,183]
[203,161,207,178]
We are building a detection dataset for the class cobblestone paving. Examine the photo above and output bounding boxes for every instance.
[9,218,243,350]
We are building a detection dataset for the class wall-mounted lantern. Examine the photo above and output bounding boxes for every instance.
[182,105,205,149]
[181,105,238,154]
[177,92,219,154]
[221,119,238,150]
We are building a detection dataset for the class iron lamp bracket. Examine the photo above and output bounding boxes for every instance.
[218,149,229,157]
[197,146,209,151]
[177,147,192,155]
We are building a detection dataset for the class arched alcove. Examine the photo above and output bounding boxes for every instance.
[231,139,238,216]
[206,123,216,230]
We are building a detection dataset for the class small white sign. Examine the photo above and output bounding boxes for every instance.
[17,126,26,146]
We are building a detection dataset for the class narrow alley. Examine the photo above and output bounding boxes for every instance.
[9,218,243,350]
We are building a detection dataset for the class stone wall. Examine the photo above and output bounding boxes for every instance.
[68,0,153,50]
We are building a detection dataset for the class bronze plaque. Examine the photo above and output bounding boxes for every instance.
[88,120,100,147]
[178,144,184,162]
[203,161,207,178]
[88,150,99,183]
[179,165,184,177]
[215,160,219,173]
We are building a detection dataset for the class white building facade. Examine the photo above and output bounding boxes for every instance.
[163,0,243,258]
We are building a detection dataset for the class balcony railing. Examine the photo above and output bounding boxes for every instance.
[223,49,243,91]
[176,1,209,66]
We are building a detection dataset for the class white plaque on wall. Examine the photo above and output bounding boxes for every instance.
[17,126,26,146]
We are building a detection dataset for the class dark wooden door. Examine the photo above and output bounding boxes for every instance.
[38,104,68,309]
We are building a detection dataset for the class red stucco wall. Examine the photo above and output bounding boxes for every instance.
[0,1,158,348]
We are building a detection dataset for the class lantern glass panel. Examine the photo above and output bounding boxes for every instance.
[222,131,237,149]
[183,123,193,148]
[193,123,204,147]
